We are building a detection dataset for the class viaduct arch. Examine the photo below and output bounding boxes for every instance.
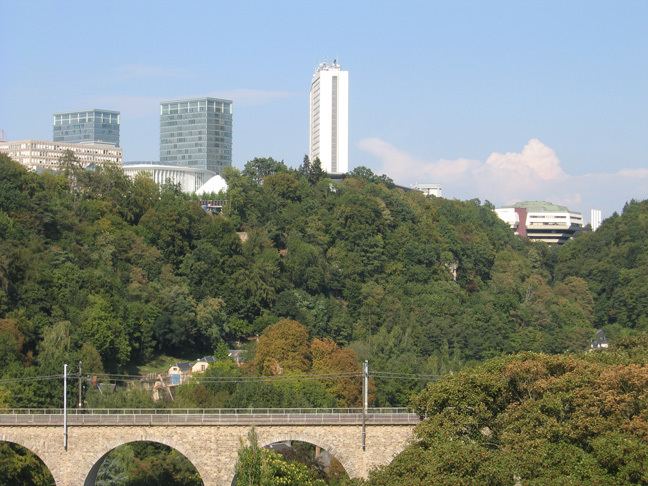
[0,412,416,486]
[83,438,201,486]
[0,440,57,484]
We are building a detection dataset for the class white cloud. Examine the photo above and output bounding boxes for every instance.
[357,137,648,216]
[481,138,566,182]
[357,137,480,182]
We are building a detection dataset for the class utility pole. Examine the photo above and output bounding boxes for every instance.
[78,361,82,408]
[63,363,68,450]
[362,360,368,451]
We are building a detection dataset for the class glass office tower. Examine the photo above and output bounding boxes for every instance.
[53,109,120,146]
[160,97,232,174]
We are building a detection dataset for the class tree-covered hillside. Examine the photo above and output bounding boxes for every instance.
[555,199,648,336]
[2,152,648,485]
[365,337,648,485]
[0,151,616,406]
[0,153,614,407]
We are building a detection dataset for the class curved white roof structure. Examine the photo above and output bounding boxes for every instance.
[196,174,228,195]
[122,162,212,193]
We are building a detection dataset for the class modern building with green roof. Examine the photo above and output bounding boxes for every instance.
[512,200,570,212]
[495,200,583,244]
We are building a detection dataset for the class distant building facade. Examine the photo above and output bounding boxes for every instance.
[0,139,122,171]
[495,201,583,244]
[53,109,120,146]
[590,329,609,350]
[191,356,215,374]
[413,183,442,197]
[495,207,529,238]
[160,97,232,176]
[309,61,349,174]
[122,161,212,193]
[168,362,192,386]
[590,209,603,231]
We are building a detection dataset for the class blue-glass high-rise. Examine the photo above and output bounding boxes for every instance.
[160,97,232,174]
[53,109,120,146]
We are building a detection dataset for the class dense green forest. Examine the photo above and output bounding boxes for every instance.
[364,336,648,485]
[555,199,648,335]
[1,152,647,484]
[0,153,613,403]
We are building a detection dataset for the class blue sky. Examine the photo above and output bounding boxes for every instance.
[1,0,646,216]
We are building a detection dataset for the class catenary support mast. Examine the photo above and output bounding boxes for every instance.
[63,363,68,450]
[362,360,368,450]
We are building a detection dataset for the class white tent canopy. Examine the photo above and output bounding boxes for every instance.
[196,174,228,195]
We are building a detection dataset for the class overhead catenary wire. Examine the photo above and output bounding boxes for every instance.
[0,370,442,385]
[90,372,364,385]
[0,375,64,384]
[3,371,443,380]
[371,371,442,380]
[93,371,363,379]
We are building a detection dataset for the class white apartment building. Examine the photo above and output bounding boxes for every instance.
[590,209,603,231]
[309,61,349,174]
[0,139,122,171]
[495,201,583,245]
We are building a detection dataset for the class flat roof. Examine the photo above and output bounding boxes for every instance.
[1,139,120,148]
[53,109,120,115]
[160,97,232,104]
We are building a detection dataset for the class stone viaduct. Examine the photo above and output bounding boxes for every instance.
[0,410,418,486]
